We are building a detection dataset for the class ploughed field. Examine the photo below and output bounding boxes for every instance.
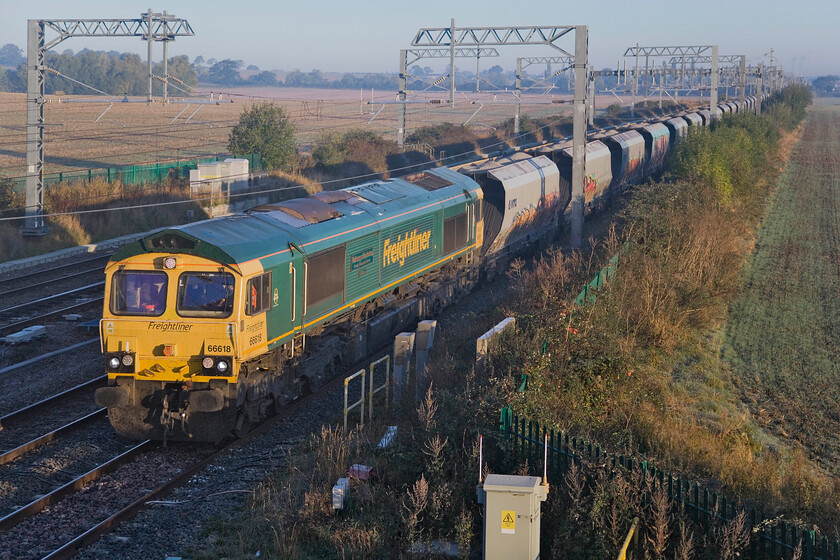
[0,88,585,180]
[722,100,840,472]
[0,87,696,182]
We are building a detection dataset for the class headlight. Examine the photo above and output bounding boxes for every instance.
[121,354,134,367]
[108,357,121,370]
[216,360,229,373]
[202,357,214,369]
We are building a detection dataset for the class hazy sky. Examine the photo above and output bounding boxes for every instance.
[1,0,837,77]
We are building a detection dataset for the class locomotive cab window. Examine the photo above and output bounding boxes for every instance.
[246,272,272,315]
[177,272,235,318]
[443,212,468,255]
[111,270,168,316]
[306,246,346,309]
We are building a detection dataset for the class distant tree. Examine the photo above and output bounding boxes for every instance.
[194,55,204,66]
[304,69,328,87]
[249,71,278,86]
[411,65,425,76]
[812,75,840,96]
[0,43,24,67]
[247,64,259,71]
[207,58,217,66]
[284,69,304,87]
[207,59,242,85]
[153,55,198,94]
[228,102,296,170]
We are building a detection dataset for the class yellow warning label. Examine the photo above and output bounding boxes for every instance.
[501,510,516,534]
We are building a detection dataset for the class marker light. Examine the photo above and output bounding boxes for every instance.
[121,354,134,367]
[108,357,121,370]
[202,357,214,369]
[164,257,177,269]
[216,360,229,373]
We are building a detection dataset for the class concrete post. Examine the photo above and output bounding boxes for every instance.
[570,26,588,248]
[414,320,437,401]
[755,63,763,116]
[588,70,595,127]
[392,332,415,404]
[475,318,516,379]
[739,55,746,108]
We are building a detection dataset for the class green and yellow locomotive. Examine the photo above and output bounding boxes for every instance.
[96,168,482,441]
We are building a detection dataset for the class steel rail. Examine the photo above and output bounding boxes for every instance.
[0,375,106,427]
[0,297,104,335]
[0,253,111,287]
[0,408,107,465]
[38,350,387,559]
[1,267,106,298]
[0,282,105,316]
[0,440,155,532]
[0,338,99,377]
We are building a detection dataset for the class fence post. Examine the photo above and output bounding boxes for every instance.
[806,530,814,560]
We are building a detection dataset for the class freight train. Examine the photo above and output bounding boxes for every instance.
[95,97,760,441]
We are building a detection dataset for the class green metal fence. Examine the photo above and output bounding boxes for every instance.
[500,407,837,560]
[9,153,264,193]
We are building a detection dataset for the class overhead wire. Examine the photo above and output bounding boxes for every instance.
[0,113,571,222]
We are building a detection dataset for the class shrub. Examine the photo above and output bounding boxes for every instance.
[228,102,297,170]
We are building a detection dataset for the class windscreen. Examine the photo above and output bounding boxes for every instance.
[176,272,235,318]
[110,270,168,316]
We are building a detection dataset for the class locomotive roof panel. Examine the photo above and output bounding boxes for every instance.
[109,214,300,271]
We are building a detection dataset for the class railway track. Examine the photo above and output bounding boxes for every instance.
[0,253,111,292]
[0,252,109,339]
[0,356,371,560]
[0,286,104,336]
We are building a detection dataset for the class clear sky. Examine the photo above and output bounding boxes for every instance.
[1,0,837,77]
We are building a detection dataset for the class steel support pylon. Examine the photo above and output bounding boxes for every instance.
[570,26,588,248]
[23,20,47,235]
[21,12,193,236]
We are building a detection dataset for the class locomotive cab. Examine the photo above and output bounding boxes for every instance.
[96,227,295,442]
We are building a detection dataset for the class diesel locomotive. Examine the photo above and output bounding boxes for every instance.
[96,97,760,441]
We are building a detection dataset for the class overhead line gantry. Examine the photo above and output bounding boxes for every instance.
[22,10,193,236]
[402,21,590,247]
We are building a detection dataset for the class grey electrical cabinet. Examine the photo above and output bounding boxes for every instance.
[477,474,549,560]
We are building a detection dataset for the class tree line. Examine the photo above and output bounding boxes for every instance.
[0,45,197,95]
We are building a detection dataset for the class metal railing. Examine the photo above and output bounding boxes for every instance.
[368,355,390,420]
[343,369,366,434]
[500,408,840,560]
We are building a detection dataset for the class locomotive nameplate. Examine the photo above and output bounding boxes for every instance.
[350,248,375,271]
